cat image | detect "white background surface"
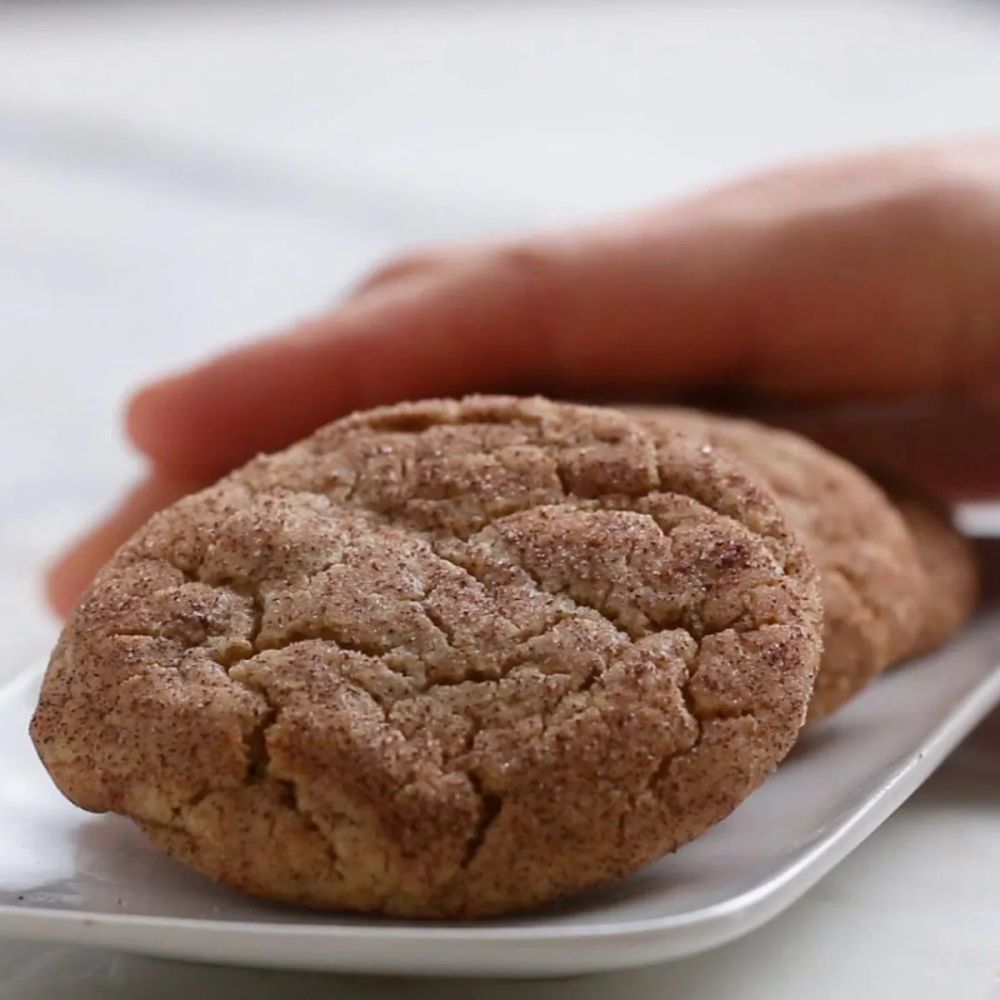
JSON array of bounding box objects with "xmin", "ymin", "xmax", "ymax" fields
[{"xmin": 1, "ymin": 1, "xmax": 999, "ymax": 995}]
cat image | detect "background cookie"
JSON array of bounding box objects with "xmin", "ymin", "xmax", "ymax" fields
[
  {"xmin": 627, "ymin": 407, "xmax": 925, "ymax": 722},
  {"xmin": 32, "ymin": 396, "xmax": 821, "ymax": 918},
  {"xmin": 894, "ymin": 498, "xmax": 978, "ymax": 658}
]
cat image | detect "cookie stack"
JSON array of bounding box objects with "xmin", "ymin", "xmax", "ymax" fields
[{"xmin": 30, "ymin": 396, "xmax": 977, "ymax": 918}]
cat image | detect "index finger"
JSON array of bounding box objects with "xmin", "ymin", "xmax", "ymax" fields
[{"xmin": 126, "ymin": 227, "xmax": 744, "ymax": 477}]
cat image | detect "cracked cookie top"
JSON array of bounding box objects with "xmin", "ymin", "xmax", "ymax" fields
[{"xmin": 31, "ymin": 396, "xmax": 822, "ymax": 917}]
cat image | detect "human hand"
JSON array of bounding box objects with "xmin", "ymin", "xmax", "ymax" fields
[{"xmin": 48, "ymin": 137, "xmax": 1000, "ymax": 615}]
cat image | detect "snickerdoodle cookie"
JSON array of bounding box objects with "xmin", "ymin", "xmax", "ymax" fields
[
  {"xmin": 32, "ymin": 396, "xmax": 821, "ymax": 917},
  {"xmin": 894, "ymin": 498, "xmax": 978, "ymax": 658},
  {"xmin": 627, "ymin": 408, "xmax": 925, "ymax": 722}
]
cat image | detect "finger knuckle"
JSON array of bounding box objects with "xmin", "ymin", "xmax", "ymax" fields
[{"xmin": 357, "ymin": 247, "xmax": 448, "ymax": 295}]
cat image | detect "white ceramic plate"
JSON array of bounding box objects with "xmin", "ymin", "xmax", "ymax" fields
[{"xmin": 2, "ymin": 608, "xmax": 999, "ymax": 978}]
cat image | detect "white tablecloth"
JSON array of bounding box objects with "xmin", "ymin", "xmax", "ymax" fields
[{"xmin": 2, "ymin": 1, "xmax": 999, "ymax": 995}]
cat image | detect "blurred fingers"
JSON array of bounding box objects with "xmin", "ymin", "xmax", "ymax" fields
[{"xmin": 46, "ymin": 468, "xmax": 206, "ymax": 617}]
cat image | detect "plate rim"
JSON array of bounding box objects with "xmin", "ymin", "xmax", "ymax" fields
[{"xmin": 4, "ymin": 655, "xmax": 1000, "ymax": 953}]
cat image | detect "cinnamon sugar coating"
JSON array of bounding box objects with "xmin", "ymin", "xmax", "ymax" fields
[{"xmin": 32, "ymin": 396, "xmax": 821, "ymax": 917}]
